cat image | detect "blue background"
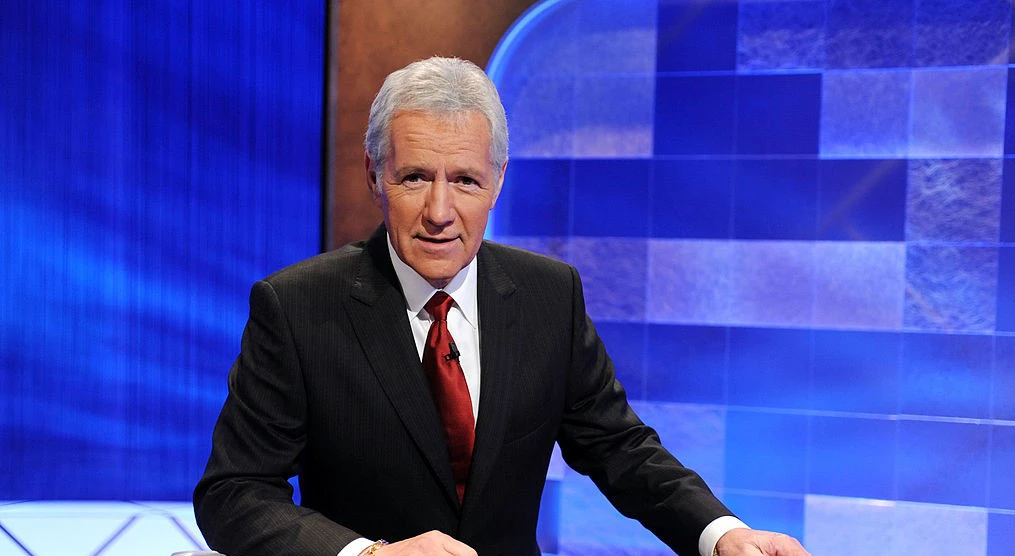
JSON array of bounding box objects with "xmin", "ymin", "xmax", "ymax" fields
[
  {"xmin": 2, "ymin": 0, "xmax": 1014, "ymax": 555},
  {"xmin": 489, "ymin": 0, "xmax": 1014, "ymax": 554}
]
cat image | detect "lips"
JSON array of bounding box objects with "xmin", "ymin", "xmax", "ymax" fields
[{"xmin": 417, "ymin": 235, "xmax": 457, "ymax": 244}]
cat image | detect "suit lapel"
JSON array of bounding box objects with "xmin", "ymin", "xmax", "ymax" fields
[
  {"xmin": 463, "ymin": 244, "xmax": 518, "ymax": 510},
  {"xmin": 345, "ymin": 227, "xmax": 458, "ymax": 506}
]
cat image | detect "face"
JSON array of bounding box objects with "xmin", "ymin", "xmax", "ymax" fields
[{"xmin": 367, "ymin": 110, "xmax": 506, "ymax": 289}]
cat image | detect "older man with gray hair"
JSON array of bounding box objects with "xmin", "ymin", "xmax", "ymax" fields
[{"xmin": 195, "ymin": 56, "xmax": 809, "ymax": 556}]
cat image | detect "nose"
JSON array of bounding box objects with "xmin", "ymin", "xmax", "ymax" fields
[{"xmin": 423, "ymin": 177, "xmax": 455, "ymax": 227}]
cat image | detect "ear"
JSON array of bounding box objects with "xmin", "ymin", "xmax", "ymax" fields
[
  {"xmin": 365, "ymin": 152, "xmax": 383, "ymax": 208},
  {"xmin": 489, "ymin": 158, "xmax": 507, "ymax": 210}
]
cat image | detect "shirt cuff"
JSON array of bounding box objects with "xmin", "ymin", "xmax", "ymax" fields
[
  {"xmin": 698, "ymin": 515, "xmax": 750, "ymax": 556},
  {"xmin": 337, "ymin": 537, "xmax": 377, "ymax": 556}
]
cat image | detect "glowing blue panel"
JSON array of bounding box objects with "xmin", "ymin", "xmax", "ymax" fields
[
  {"xmin": 803, "ymin": 496, "xmax": 897, "ymax": 556},
  {"xmin": 913, "ymin": 0, "xmax": 1011, "ymax": 67},
  {"xmin": 498, "ymin": 76, "xmax": 575, "ymax": 158},
  {"xmin": 568, "ymin": 237, "xmax": 648, "ymax": 322},
  {"xmin": 810, "ymin": 330, "xmax": 901, "ymax": 413},
  {"xmin": 820, "ymin": 70, "xmax": 911, "ymax": 158},
  {"xmin": 728, "ymin": 241, "xmax": 815, "ymax": 327},
  {"xmin": 651, "ymin": 159, "xmax": 734, "ymax": 239},
  {"xmin": 825, "ymin": 0, "xmax": 914, "ymax": 68},
  {"xmin": 574, "ymin": 0, "xmax": 657, "ymax": 74},
  {"xmin": 818, "ymin": 159, "xmax": 908, "ymax": 241},
  {"xmin": 724, "ymin": 493, "xmax": 805, "ymax": 541},
  {"xmin": 725, "ymin": 409, "xmax": 808, "ymax": 494},
  {"xmin": 990, "ymin": 425, "xmax": 1015, "ymax": 511},
  {"xmin": 989, "ymin": 513, "xmax": 1015, "ymax": 556},
  {"xmin": 995, "ymin": 337, "xmax": 1015, "ymax": 419},
  {"xmin": 647, "ymin": 240, "xmax": 733, "ymax": 325},
  {"xmin": 727, "ymin": 328, "xmax": 811, "ymax": 410},
  {"xmin": 656, "ymin": 0, "xmax": 738, "ymax": 72},
  {"xmin": 498, "ymin": 159, "xmax": 571, "ymax": 236},
  {"xmin": 572, "ymin": 159, "xmax": 651, "ymax": 237},
  {"xmin": 900, "ymin": 333, "xmax": 993, "ymax": 419},
  {"xmin": 737, "ymin": 0, "xmax": 824, "ymax": 71},
  {"xmin": 809, "ymin": 416, "xmax": 895, "ymax": 500},
  {"xmin": 1000, "ymin": 159, "xmax": 1015, "ymax": 241},
  {"xmin": 904, "ymin": 246, "xmax": 999, "ymax": 333},
  {"xmin": 910, "ymin": 68, "xmax": 1007, "ymax": 157},
  {"xmin": 596, "ymin": 322, "xmax": 647, "ymax": 401},
  {"xmin": 896, "ymin": 420, "xmax": 989, "ymax": 507},
  {"xmin": 574, "ymin": 75, "xmax": 654, "ymax": 158},
  {"xmin": 812, "ymin": 241, "xmax": 905, "ymax": 329},
  {"xmin": 906, "ymin": 159, "xmax": 1003, "ymax": 242},
  {"xmin": 654, "ymin": 75, "xmax": 736, "ymax": 155},
  {"xmin": 999, "ymin": 248, "xmax": 1015, "ymax": 332},
  {"xmin": 805, "ymin": 496, "xmax": 989, "ymax": 556},
  {"xmin": 733, "ymin": 160, "xmax": 819, "ymax": 240},
  {"xmin": 644, "ymin": 324, "xmax": 727, "ymax": 405},
  {"xmin": 736, "ymin": 74, "xmax": 821, "ymax": 155}
]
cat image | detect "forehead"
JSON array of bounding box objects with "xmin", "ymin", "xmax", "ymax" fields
[{"xmin": 387, "ymin": 110, "xmax": 492, "ymax": 168}]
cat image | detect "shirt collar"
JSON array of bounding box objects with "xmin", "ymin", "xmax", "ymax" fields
[{"xmin": 386, "ymin": 233, "xmax": 479, "ymax": 329}]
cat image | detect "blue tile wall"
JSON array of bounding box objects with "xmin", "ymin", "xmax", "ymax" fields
[
  {"xmin": 913, "ymin": 0, "xmax": 1011, "ymax": 67},
  {"xmin": 910, "ymin": 67, "xmax": 1007, "ymax": 157},
  {"xmin": 904, "ymin": 245, "xmax": 999, "ymax": 333},
  {"xmin": 727, "ymin": 327, "xmax": 812, "ymax": 409},
  {"xmin": 808, "ymin": 416, "xmax": 895, "ymax": 500},
  {"xmin": 810, "ymin": 330, "xmax": 901, "ymax": 414},
  {"xmin": 572, "ymin": 159, "xmax": 651, "ymax": 237},
  {"xmin": 735, "ymin": 74, "xmax": 822, "ymax": 155},
  {"xmin": 995, "ymin": 336, "xmax": 1015, "ymax": 420},
  {"xmin": 644, "ymin": 324, "xmax": 727, "ymax": 405},
  {"xmin": 737, "ymin": 0, "xmax": 824, "ymax": 71},
  {"xmin": 487, "ymin": 0, "xmax": 1015, "ymax": 552},
  {"xmin": 595, "ymin": 321, "xmax": 646, "ymax": 401},
  {"xmin": 906, "ymin": 159, "xmax": 1003, "ymax": 242},
  {"xmin": 1001, "ymin": 159, "xmax": 1015, "ymax": 242},
  {"xmin": 896, "ymin": 420, "xmax": 989, "ymax": 507},
  {"xmin": 825, "ymin": 0, "xmax": 914, "ymax": 68},
  {"xmin": 723, "ymin": 493, "xmax": 805, "ymax": 542},
  {"xmin": 820, "ymin": 69, "xmax": 911, "ymax": 158},
  {"xmin": 900, "ymin": 333, "xmax": 994, "ymax": 419},
  {"xmin": 725, "ymin": 410, "xmax": 808, "ymax": 494},
  {"xmin": 733, "ymin": 160, "xmax": 819, "ymax": 240},
  {"xmin": 656, "ymin": 0, "xmax": 738, "ymax": 72},
  {"xmin": 1000, "ymin": 247, "xmax": 1015, "ymax": 333},
  {"xmin": 817, "ymin": 159, "xmax": 907, "ymax": 241},
  {"xmin": 651, "ymin": 159, "xmax": 734, "ymax": 239},
  {"xmin": 654, "ymin": 75, "xmax": 736, "ymax": 155},
  {"xmin": 499, "ymin": 159, "xmax": 571, "ymax": 236},
  {"xmin": 988, "ymin": 512, "xmax": 1015, "ymax": 556},
  {"xmin": 990, "ymin": 425, "xmax": 1015, "ymax": 511},
  {"xmin": 811, "ymin": 241, "xmax": 905, "ymax": 329}
]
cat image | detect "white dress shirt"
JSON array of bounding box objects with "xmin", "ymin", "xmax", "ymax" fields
[{"xmin": 338, "ymin": 237, "xmax": 746, "ymax": 556}]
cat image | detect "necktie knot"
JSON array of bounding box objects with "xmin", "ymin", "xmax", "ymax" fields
[{"xmin": 425, "ymin": 291, "xmax": 454, "ymax": 322}]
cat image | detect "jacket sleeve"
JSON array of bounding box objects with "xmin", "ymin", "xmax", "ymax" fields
[
  {"xmin": 194, "ymin": 279, "xmax": 360, "ymax": 556},
  {"xmin": 555, "ymin": 265, "xmax": 734, "ymax": 556}
]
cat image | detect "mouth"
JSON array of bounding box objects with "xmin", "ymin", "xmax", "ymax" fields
[{"xmin": 416, "ymin": 235, "xmax": 458, "ymax": 245}]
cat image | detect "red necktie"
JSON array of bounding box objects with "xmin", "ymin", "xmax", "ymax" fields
[{"xmin": 423, "ymin": 291, "xmax": 475, "ymax": 502}]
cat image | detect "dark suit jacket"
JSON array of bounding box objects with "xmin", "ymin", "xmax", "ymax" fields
[{"xmin": 194, "ymin": 226, "xmax": 732, "ymax": 556}]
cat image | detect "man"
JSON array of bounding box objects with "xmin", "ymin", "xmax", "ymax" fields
[{"xmin": 195, "ymin": 57, "xmax": 809, "ymax": 556}]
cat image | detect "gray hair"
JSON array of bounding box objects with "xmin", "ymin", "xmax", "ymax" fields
[{"xmin": 365, "ymin": 57, "xmax": 509, "ymax": 192}]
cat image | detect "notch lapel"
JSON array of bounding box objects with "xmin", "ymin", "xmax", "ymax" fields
[
  {"xmin": 463, "ymin": 244, "xmax": 518, "ymax": 509},
  {"xmin": 345, "ymin": 227, "xmax": 458, "ymax": 506}
]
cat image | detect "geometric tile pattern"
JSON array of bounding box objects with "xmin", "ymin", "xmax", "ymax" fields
[
  {"xmin": 0, "ymin": 501, "xmax": 209, "ymax": 555},
  {"xmin": 488, "ymin": 0, "xmax": 1015, "ymax": 554}
]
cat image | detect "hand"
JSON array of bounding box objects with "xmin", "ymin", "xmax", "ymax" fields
[
  {"xmin": 373, "ymin": 530, "xmax": 477, "ymax": 555},
  {"xmin": 715, "ymin": 528, "xmax": 810, "ymax": 556}
]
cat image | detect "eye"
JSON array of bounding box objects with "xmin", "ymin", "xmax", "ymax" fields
[
  {"xmin": 402, "ymin": 173, "xmax": 426, "ymax": 183},
  {"xmin": 454, "ymin": 175, "xmax": 480, "ymax": 187}
]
